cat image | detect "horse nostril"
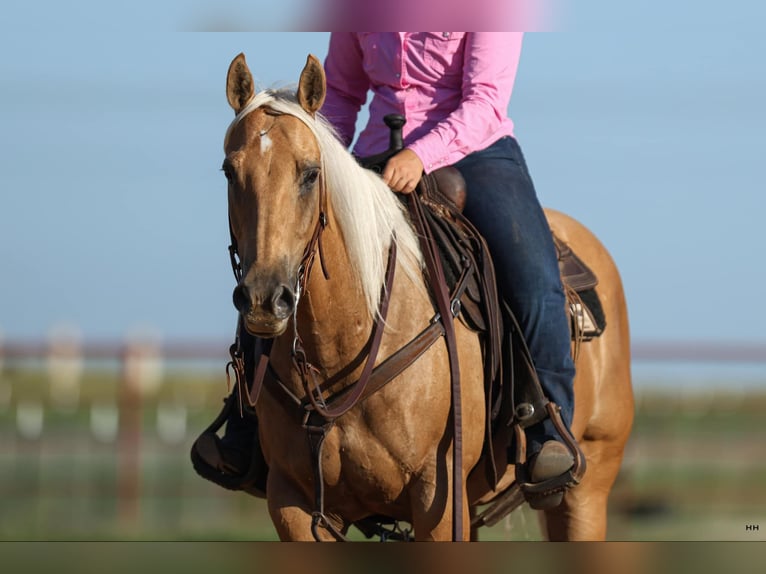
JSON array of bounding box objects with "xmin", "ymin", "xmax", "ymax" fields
[
  {"xmin": 232, "ymin": 284, "xmax": 251, "ymax": 312},
  {"xmin": 271, "ymin": 284, "xmax": 296, "ymax": 319}
]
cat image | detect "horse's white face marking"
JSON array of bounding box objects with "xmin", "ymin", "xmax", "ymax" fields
[{"xmin": 260, "ymin": 131, "xmax": 272, "ymax": 154}]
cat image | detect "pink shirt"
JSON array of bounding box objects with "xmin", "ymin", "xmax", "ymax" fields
[{"xmin": 321, "ymin": 32, "xmax": 522, "ymax": 174}]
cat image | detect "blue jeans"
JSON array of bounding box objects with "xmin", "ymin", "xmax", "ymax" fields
[{"xmin": 454, "ymin": 136, "xmax": 575, "ymax": 454}]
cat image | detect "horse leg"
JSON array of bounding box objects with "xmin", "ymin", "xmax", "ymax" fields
[
  {"xmin": 265, "ymin": 469, "xmax": 342, "ymax": 541},
  {"xmin": 539, "ymin": 438, "xmax": 627, "ymax": 540},
  {"xmin": 409, "ymin": 468, "xmax": 472, "ymax": 541},
  {"xmin": 469, "ymin": 505, "xmax": 480, "ymax": 541}
]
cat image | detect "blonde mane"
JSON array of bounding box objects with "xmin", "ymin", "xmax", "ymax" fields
[{"xmin": 224, "ymin": 89, "xmax": 425, "ymax": 319}]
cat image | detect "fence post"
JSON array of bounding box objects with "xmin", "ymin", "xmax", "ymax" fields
[
  {"xmin": 116, "ymin": 331, "xmax": 163, "ymax": 531},
  {"xmin": 118, "ymin": 340, "xmax": 142, "ymax": 530}
]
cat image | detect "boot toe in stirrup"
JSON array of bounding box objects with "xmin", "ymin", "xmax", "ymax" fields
[
  {"xmin": 525, "ymin": 441, "xmax": 575, "ymax": 510},
  {"xmin": 191, "ymin": 432, "xmax": 266, "ymax": 496}
]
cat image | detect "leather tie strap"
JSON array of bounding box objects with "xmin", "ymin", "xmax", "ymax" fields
[
  {"xmin": 306, "ymin": 419, "xmax": 348, "ymax": 542},
  {"xmin": 407, "ymin": 190, "xmax": 465, "ymax": 542}
]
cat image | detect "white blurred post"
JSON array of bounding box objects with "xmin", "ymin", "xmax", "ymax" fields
[
  {"xmin": 16, "ymin": 401, "xmax": 45, "ymax": 440},
  {"xmin": 122, "ymin": 329, "xmax": 164, "ymax": 396},
  {"xmin": 46, "ymin": 324, "xmax": 83, "ymax": 411}
]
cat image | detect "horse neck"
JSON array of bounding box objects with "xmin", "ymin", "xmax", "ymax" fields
[{"xmin": 275, "ymin": 208, "xmax": 377, "ymax": 384}]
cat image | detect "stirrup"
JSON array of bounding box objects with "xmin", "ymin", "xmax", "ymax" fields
[
  {"xmin": 189, "ymin": 394, "xmax": 267, "ymax": 497},
  {"xmin": 514, "ymin": 402, "xmax": 587, "ymax": 510}
]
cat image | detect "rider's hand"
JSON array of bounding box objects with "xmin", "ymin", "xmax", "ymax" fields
[{"xmin": 382, "ymin": 149, "xmax": 424, "ymax": 194}]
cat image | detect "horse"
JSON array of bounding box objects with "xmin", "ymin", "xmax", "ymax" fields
[{"xmin": 220, "ymin": 52, "xmax": 634, "ymax": 541}]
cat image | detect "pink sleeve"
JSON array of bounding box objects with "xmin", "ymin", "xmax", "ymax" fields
[
  {"xmin": 408, "ymin": 33, "xmax": 523, "ymax": 172},
  {"xmin": 320, "ymin": 33, "xmax": 370, "ymax": 148}
]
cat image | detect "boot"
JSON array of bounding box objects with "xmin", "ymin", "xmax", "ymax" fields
[
  {"xmin": 190, "ymin": 393, "xmax": 269, "ymax": 498},
  {"xmin": 519, "ymin": 403, "xmax": 585, "ymax": 510},
  {"xmin": 526, "ymin": 440, "xmax": 575, "ymax": 509},
  {"xmin": 190, "ymin": 329, "xmax": 270, "ymax": 497}
]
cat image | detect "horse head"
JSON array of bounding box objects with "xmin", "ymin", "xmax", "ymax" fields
[{"xmin": 223, "ymin": 53, "xmax": 327, "ymax": 337}]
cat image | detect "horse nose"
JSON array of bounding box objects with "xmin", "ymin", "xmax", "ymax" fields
[
  {"xmin": 232, "ymin": 282, "xmax": 295, "ymax": 319},
  {"xmin": 270, "ymin": 284, "xmax": 296, "ymax": 319},
  {"xmin": 232, "ymin": 283, "xmax": 251, "ymax": 313}
]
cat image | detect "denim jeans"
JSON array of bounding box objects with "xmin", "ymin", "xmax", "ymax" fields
[{"xmin": 454, "ymin": 136, "xmax": 575, "ymax": 454}]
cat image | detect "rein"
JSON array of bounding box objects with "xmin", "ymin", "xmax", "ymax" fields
[
  {"xmin": 295, "ymin": 239, "xmax": 397, "ymax": 420},
  {"xmin": 406, "ymin": 192, "xmax": 465, "ymax": 542}
]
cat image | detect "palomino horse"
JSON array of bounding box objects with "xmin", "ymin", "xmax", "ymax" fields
[{"xmin": 221, "ymin": 52, "xmax": 634, "ymax": 541}]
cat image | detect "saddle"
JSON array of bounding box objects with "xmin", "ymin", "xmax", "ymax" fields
[{"xmin": 419, "ymin": 167, "xmax": 605, "ymax": 343}]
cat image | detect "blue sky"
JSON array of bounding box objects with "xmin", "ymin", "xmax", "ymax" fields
[{"xmin": 1, "ymin": 2, "xmax": 765, "ymax": 347}]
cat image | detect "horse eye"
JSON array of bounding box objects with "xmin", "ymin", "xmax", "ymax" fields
[
  {"xmin": 221, "ymin": 162, "xmax": 234, "ymax": 182},
  {"xmin": 301, "ymin": 167, "xmax": 320, "ymax": 190}
]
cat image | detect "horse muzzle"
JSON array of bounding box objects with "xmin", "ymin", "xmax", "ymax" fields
[{"xmin": 233, "ymin": 280, "xmax": 296, "ymax": 337}]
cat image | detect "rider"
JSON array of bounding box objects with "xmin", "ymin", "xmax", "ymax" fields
[{"xmin": 192, "ymin": 33, "xmax": 580, "ymax": 509}]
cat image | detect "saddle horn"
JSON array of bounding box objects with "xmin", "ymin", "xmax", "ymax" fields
[{"xmin": 357, "ymin": 114, "xmax": 407, "ymax": 173}]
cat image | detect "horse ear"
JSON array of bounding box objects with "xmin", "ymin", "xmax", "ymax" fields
[
  {"xmin": 226, "ymin": 53, "xmax": 255, "ymax": 114},
  {"xmin": 297, "ymin": 54, "xmax": 326, "ymax": 116}
]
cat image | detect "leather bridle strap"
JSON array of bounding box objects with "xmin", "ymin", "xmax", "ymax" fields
[
  {"xmin": 227, "ymin": 169, "xmax": 330, "ymax": 288},
  {"xmin": 228, "ymin": 217, "xmax": 243, "ymax": 283},
  {"xmin": 298, "ymin": 171, "xmax": 331, "ymax": 289}
]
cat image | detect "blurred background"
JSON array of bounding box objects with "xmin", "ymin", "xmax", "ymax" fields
[
  {"xmin": 2, "ymin": 335, "xmax": 764, "ymax": 541},
  {"xmin": 1, "ymin": 1, "xmax": 765, "ymax": 542}
]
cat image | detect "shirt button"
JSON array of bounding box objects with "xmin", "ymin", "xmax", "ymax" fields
[{"xmin": 395, "ymin": 73, "xmax": 401, "ymax": 78}]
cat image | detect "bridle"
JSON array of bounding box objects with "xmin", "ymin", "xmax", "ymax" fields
[{"xmin": 224, "ymin": 143, "xmax": 331, "ymax": 415}]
